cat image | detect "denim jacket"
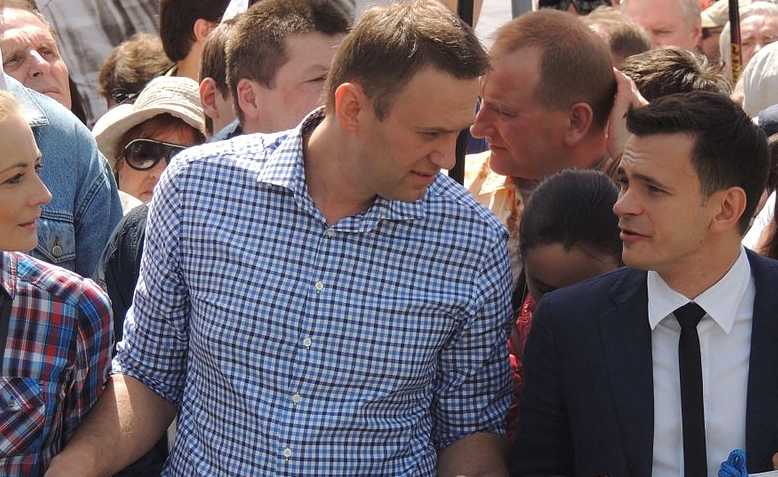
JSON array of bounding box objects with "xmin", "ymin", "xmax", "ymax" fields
[{"xmin": 7, "ymin": 76, "xmax": 122, "ymax": 278}]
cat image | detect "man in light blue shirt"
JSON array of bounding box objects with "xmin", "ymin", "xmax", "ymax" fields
[{"xmin": 47, "ymin": 2, "xmax": 512, "ymax": 476}]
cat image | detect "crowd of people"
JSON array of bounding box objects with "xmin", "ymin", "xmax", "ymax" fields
[{"xmin": 2, "ymin": 0, "xmax": 778, "ymax": 475}]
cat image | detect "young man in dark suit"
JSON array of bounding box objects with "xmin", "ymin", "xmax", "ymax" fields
[{"xmin": 511, "ymin": 91, "xmax": 776, "ymax": 477}]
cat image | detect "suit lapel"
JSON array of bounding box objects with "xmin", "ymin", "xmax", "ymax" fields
[
  {"xmin": 745, "ymin": 251, "xmax": 778, "ymax": 472},
  {"xmin": 599, "ymin": 268, "xmax": 654, "ymax": 477}
]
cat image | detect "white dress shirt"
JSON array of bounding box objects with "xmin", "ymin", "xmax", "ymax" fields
[{"xmin": 648, "ymin": 248, "xmax": 755, "ymax": 477}]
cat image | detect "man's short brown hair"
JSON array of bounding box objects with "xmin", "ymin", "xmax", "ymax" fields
[
  {"xmin": 491, "ymin": 9, "xmax": 616, "ymax": 129},
  {"xmin": 325, "ymin": 0, "xmax": 489, "ymax": 120},
  {"xmin": 583, "ymin": 6, "xmax": 651, "ymax": 66},
  {"xmin": 620, "ymin": 47, "xmax": 731, "ymax": 101},
  {"xmin": 98, "ymin": 33, "xmax": 173, "ymax": 106},
  {"xmin": 200, "ymin": 20, "xmax": 234, "ymax": 97},
  {"xmin": 226, "ymin": 0, "xmax": 351, "ymax": 112}
]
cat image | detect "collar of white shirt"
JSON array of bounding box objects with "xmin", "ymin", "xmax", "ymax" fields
[{"xmin": 647, "ymin": 247, "xmax": 751, "ymax": 334}]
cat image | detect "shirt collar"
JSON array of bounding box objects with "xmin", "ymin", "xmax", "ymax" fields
[
  {"xmin": 647, "ymin": 247, "xmax": 751, "ymax": 333},
  {"xmin": 0, "ymin": 252, "xmax": 17, "ymax": 301},
  {"xmin": 257, "ymin": 107, "xmax": 426, "ymax": 223}
]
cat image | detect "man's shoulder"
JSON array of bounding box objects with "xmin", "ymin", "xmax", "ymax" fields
[
  {"xmin": 173, "ymin": 131, "xmax": 289, "ymax": 173},
  {"xmin": 541, "ymin": 267, "xmax": 642, "ymax": 313},
  {"xmin": 426, "ymin": 173, "xmax": 508, "ymax": 241}
]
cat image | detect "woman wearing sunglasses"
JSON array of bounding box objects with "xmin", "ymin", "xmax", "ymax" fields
[{"xmin": 93, "ymin": 76, "xmax": 205, "ymax": 208}]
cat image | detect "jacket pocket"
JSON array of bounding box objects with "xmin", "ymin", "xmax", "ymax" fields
[
  {"xmin": 34, "ymin": 212, "xmax": 76, "ymax": 268},
  {"xmin": 0, "ymin": 377, "xmax": 45, "ymax": 456}
]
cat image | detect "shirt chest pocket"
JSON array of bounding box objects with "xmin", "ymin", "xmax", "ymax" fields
[
  {"xmin": 0, "ymin": 377, "xmax": 46, "ymax": 457},
  {"xmin": 33, "ymin": 213, "xmax": 76, "ymax": 269}
]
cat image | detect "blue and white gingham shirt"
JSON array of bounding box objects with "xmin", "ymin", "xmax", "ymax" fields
[{"xmin": 114, "ymin": 110, "xmax": 513, "ymax": 476}]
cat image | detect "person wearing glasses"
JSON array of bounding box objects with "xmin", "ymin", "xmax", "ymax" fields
[
  {"xmin": 92, "ymin": 75, "xmax": 205, "ymax": 210},
  {"xmin": 90, "ymin": 75, "xmax": 204, "ymax": 476}
]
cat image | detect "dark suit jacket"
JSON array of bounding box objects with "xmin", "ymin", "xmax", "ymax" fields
[{"xmin": 510, "ymin": 249, "xmax": 778, "ymax": 477}]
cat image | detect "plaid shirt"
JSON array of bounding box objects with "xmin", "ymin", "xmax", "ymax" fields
[
  {"xmin": 0, "ymin": 252, "xmax": 113, "ymax": 476},
  {"xmin": 114, "ymin": 110, "xmax": 513, "ymax": 476}
]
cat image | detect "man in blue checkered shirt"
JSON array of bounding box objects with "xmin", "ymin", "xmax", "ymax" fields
[{"xmin": 47, "ymin": 1, "xmax": 513, "ymax": 476}]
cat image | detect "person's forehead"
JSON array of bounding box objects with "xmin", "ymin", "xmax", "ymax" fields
[
  {"xmin": 626, "ymin": 0, "xmax": 686, "ymax": 26},
  {"xmin": 742, "ymin": 13, "xmax": 778, "ymax": 32},
  {"xmin": 622, "ymin": 133, "xmax": 696, "ymax": 175},
  {"xmin": 0, "ymin": 11, "xmax": 55, "ymax": 46},
  {"xmin": 483, "ymin": 48, "xmax": 541, "ymax": 101},
  {"xmin": 276, "ymin": 32, "xmax": 342, "ymax": 77},
  {"xmin": 389, "ymin": 67, "xmax": 479, "ymax": 127}
]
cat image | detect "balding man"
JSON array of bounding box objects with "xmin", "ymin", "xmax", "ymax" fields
[{"xmin": 621, "ymin": 0, "xmax": 702, "ymax": 49}]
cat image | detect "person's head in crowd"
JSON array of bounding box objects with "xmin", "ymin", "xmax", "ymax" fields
[
  {"xmin": 720, "ymin": 1, "xmax": 778, "ymax": 80},
  {"xmin": 470, "ymin": 9, "xmax": 616, "ymax": 190},
  {"xmin": 0, "ymin": 0, "xmax": 71, "ymax": 109},
  {"xmin": 537, "ymin": 0, "xmax": 613, "ymax": 15},
  {"xmin": 615, "ymin": 91, "xmax": 768, "ymax": 278},
  {"xmin": 699, "ymin": 0, "xmax": 751, "ymax": 64},
  {"xmin": 93, "ymin": 76, "xmax": 206, "ymax": 203},
  {"xmin": 159, "ymin": 0, "xmax": 230, "ymax": 81},
  {"xmin": 620, "ymin": 47, "xmax": 731, "ymax": 101},
  {"xmin": 583, "ymin": 6, "xmax": 652, "ymax": 67},
  {"xmin": 98, "ymin": 33, "xmax": 173, "ymax": 111},
  {"xmin": 322, "ymin": 0, "xmax": 488, "ymax": 203},
  {"xmin": 227, "ymin": 0, "xmax": 350, "ymax": 134},
  {"xmin": 520, "ymin": 169, "xmax": 622, "ymax": 302},
  {"xmin": 741, "ymin": 32, "xmax": 778, "ymax": 115},
  {"xmin": 199, "ymin": 20, "xmax": 235, "ymax": 137},
  {"xmin": 0, "ymin": 90, "xmax": 51, "ymax": 252},
  {"xmin": 621, "ymin": 0, "xmax": 702, "ymax": 49},
  {"xmin": 756, "ymin": 133, "xmax": 778, "ymax": 258}
]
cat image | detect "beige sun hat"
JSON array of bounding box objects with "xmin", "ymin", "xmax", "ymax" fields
[
  {"xmin": 93, "ymin": 75, "xmax": 204, "ymax": 168},
  {"xmin": 702, "ymin": 0, "xmax": 752, "ymax": 29}
]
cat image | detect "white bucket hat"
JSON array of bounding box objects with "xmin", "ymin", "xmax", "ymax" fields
[{"xmin": 93, "ymin": 75, "xmax": 204, "ymax": 167}]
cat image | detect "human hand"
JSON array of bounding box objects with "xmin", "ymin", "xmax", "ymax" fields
[{"xmin": 606, "ymin": 68, "xmax": 648, "ymax": 163}]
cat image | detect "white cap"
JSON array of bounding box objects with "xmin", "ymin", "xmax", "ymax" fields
[{"xmin": 222, "ymin": 0, "xmax": 248, "ymax": 22}]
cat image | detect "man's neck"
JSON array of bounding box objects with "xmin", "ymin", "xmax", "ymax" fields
[
  {"xmin": 656, "ymin": 240, "xmax": 742, "ymax": 299},
  {"xmin": 304, "ymin": 118, "xmax": 374, "ymax": 225},
  {"xmin": 175, "ymin": 55, "xmax": 201, "ymax": 82}
]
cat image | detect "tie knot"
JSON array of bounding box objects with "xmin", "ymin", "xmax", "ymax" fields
[{"xmin": 674, "ymin": 302, "xmax": 706, "ymax": 329}]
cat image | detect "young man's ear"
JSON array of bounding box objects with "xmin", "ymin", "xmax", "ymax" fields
[
  {"xmin": 193, "ymin": 18, "xmax": 217, "ymax": 43},
  {"xmin": 333, "ymin": 82, "xmax": 368, "ymax": 134},
  {"xmin": 199, "ymin": 78, "xmax": 221, "ymax": 120},
  {"xmin": 236, "ymin": 78, "xmax": 263, "ymax": 123}
]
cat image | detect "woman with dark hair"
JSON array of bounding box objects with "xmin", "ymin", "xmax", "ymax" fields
[{"xmin": 508, "ymin": 169, "xmax": 623, "ymax": 436}]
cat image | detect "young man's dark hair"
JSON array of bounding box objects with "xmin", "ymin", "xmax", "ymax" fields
[
  {"xmin": 98, "ymin": 33, "xmax": 173, "ymax": 109},
  {"xmin": 159, "ymin": 0, "xmax": 230, "ymax": 62},
  {"xmin": 627, "ymin": 91, "xmax": 769, "ymax": 233},
  {"xmin": 326, "ymin": 0, "xmax": 489, "ymax": 120},
  {"xmin": 621, "ymin": 47, "xmax": 731, "ymax": 101},
  {"xmin": 226, "ymin": 0, "xmax": 351, "ymax": 120}
]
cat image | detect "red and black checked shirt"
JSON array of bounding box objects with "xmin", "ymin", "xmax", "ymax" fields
[{"xmin": 0, "ymin": 252, "xmax": 112, "ymax": 476}]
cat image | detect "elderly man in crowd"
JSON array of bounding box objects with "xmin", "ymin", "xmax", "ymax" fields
[
  {"xmin": 467, "ymin": 9, "xmax": 616, "ymax": 287},
  {"xmin": 45, "ymin": 1, "xmax": 512, "ymax": 476},
  {"xmin": 719, "ymin": 2, "xmax": 778, "ymax": 81},
  {"xmin": 621, "ymin": 0, "xmax": 702, "ymax": 49}
]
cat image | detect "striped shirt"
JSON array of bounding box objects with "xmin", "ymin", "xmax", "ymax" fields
[
  {"xmin": 114, "ymin": 110, "xmax": 513, "ymax": 476},
  {"xmin": 0, "ymin": 252, "xmax": 113, "ymax": 476}
]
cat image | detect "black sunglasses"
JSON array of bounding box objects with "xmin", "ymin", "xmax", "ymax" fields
[
  {"xmin": 122, "ymin": 138, "xmax": 187, "ymax": 171},
  {"xmin": 110, "ymin": 89, "xmax": 140, "ymax": 106}
]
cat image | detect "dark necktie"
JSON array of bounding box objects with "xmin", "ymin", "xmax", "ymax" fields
[{"xmin": 674, "ymin": 302, "xmax": 708, "ymax": 477}]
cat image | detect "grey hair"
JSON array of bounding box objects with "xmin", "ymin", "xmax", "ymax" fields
[
  {"xmin": 621, "ymin": 0, "xmax": 701, "ymax": 28},
  {"xmin": 719, "ymin": 1, "xmax": 778, "ymax": 81}
]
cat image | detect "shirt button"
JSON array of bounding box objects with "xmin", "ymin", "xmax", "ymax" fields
[
  {"xmin": 292, "ymin": 393, "xmax": 302, "ymax": 405},
  {"xmin": 325, "ymin": 227, "xmax": 335, "ymax": 238},
  {"xmin": 302, "ymin": 337, "xmax": 312, "ymax": 348},
  {"xmin": 314, "ymin": 281, "xmax": 324, "ymax": 292},
  {"xmin": 282, "ymin": 447, "xmax": 292, "ymax": 459}
]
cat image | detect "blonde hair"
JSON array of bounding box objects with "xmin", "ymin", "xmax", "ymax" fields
[{"xmin": 0, "ymin": 91, "xmax": 21, "ymax": 123}]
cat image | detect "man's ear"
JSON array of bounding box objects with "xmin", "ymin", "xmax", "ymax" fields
[
  {"xmin": 193, "ymin": 19, "xmax": 217, "ymax": 43},
  {"xmin": 333, "ymin": 82, "xmax": 367, "ymax": 134},
  {"xmin": 564, "ymin": 102, "xmax": 594, "ymax": 146},
  {"xmin": 199, "ymin": 77, "xmax": 220, "ymax": 120},
  {"xmin": 236, "ymin": 78, "xmax": 262, "ymax": 122},
  {"xmin": 710, "ymin": 186, "xmax": 748, "ymax": 234}
]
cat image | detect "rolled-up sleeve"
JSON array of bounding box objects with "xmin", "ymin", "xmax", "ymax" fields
[
  {"xmin": 431, "ymin": 231, "xmax": 513, "ymax": 449},
  {"xmin": 112, "ymin": 160, "xmax": 191, "ymax": 405}
]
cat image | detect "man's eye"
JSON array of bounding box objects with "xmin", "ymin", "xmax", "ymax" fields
[{"xmin": 39, "ymin": 47, "xmax": 58, "ymax": 59}]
